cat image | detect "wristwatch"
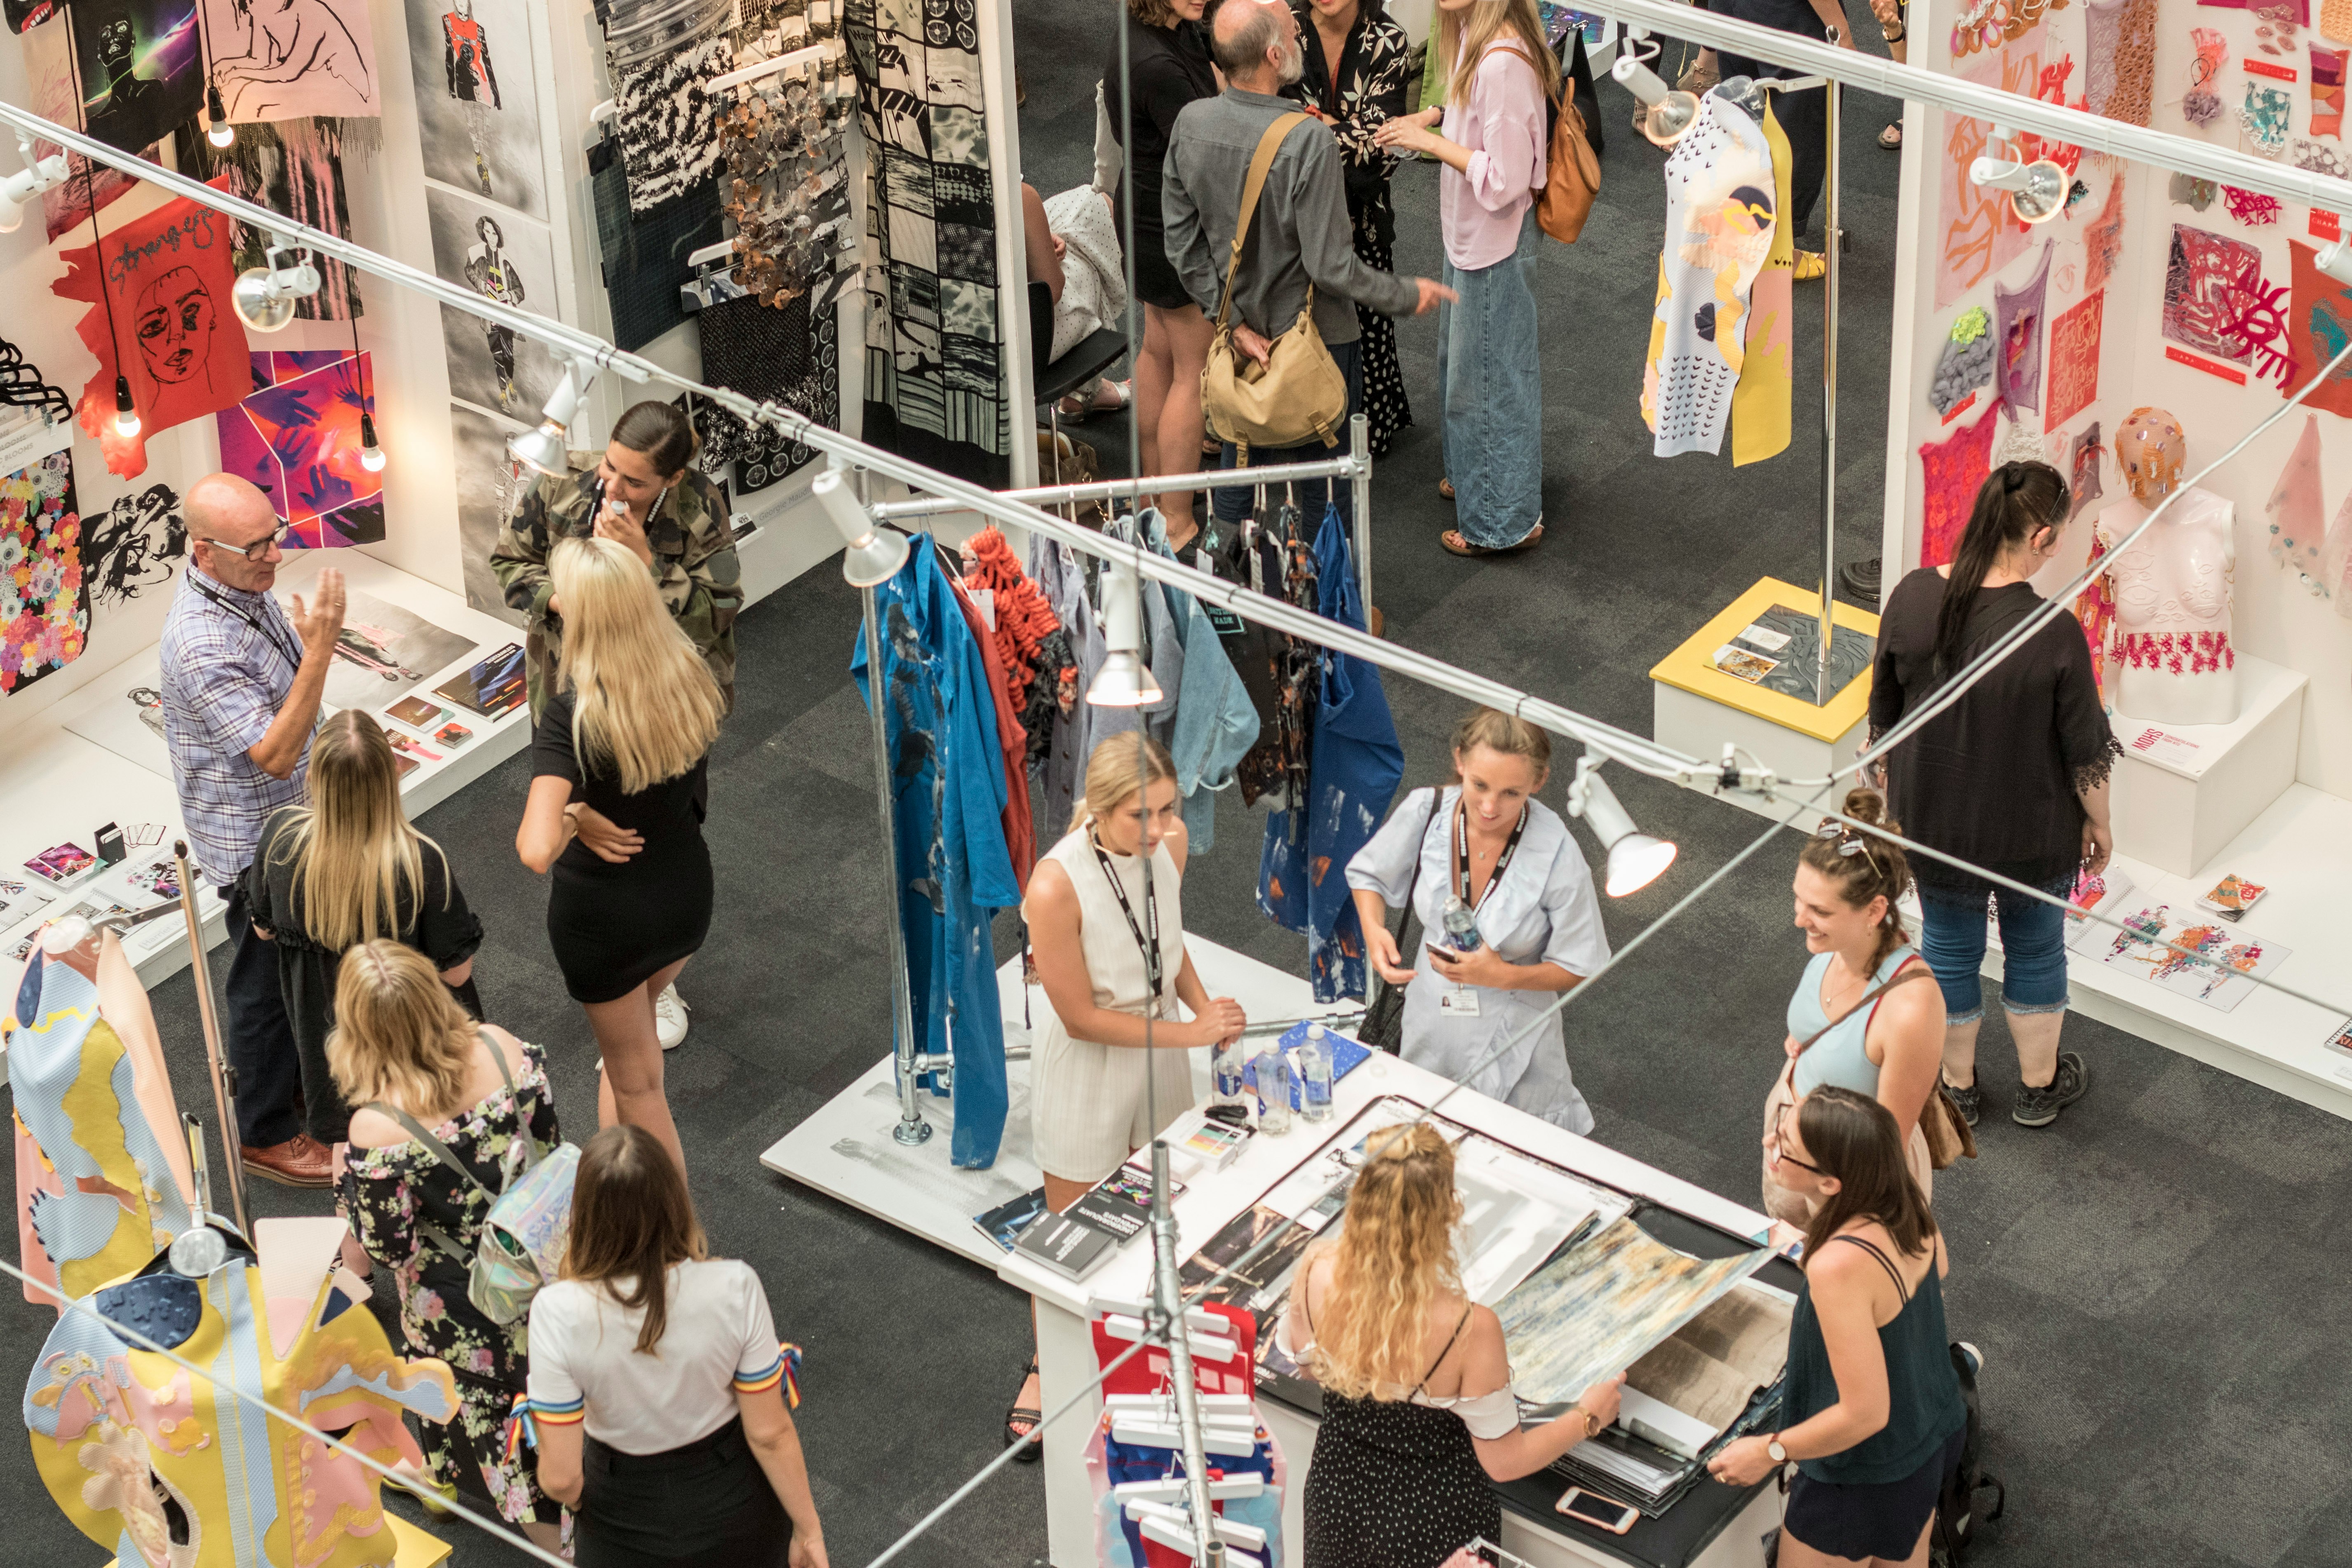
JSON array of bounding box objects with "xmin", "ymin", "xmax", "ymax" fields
[
  {"xmin": 1573, "ymin": 1405, "xmax": 1602, "ymax": 1440},
  {"xmin": 1765, "ymin": 1433, "xmax": 1789, "ymax": 1464}
]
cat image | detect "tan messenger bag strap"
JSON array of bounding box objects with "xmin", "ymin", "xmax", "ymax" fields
[{"xmin": 1212, "ymin": 111, "xmax": 1315, "ymax": 334}]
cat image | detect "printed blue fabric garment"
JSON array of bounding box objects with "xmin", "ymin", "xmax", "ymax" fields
[
  {"xmin": 1259, "ymin": 504, "xmax": 1404, "ymax": 1001},
  {"xmin": 1133, "ymin": 510, "xmax": 1260, "ymax": 854},
  {"xmin": 851, "ymin": 544, "xmax": 1021, "ymax": 1167},
  {"xmin": 1031, "ymin": 535, "xmax": 1103, "ymax": 837}
]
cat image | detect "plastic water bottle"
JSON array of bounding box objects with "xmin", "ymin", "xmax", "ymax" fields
[
  {"xmin": 1439, "ymin": 894, "xmax": 1484, "ymax": 952},
  {"xmin": 1299, "ymin": 1025, "xmax": 1335, "ymax": 1124},
  {"xmin": 1254, "ymin": 1042, "xmax": 1294, "ymax": 1135},
  {"xmin": 1211, "ymin": 1037, "xmax": 1249, "ymax": 1110}
]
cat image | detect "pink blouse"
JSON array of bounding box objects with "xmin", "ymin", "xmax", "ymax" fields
[{"xmin": 1438, "ymin": 35, "xmax": 1550, "ymax": 270}]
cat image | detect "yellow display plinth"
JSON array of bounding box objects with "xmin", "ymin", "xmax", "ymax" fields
[
  {"xmin": 1650, "ymin": 577, "xmax": 1880, "ymax": 820},
  {"xmin": 107, "ymin": 1515, "xmax": 449, "ymax": 1568}
]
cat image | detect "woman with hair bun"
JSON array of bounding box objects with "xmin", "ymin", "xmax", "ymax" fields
[
  {"xmin": 1763, "ymin": 789, "xmax": 1945, "ymax": 1225},
  {"xmin": 1277, "ymin": 1122, "xmax": 1624, "ymax": 1568},
  {"xmin": 492, "ymin": 399, "xmax": 741, "ymax": 1051},
  {"xmin": 516, "ymin": 536, "xmax": 726, "ymax": 1178},
  {"xmin": 1870, "ymin": 461, "xmax": 2118, "ymax": 1131}
]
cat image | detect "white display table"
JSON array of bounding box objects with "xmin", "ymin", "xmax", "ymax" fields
[
  {"xmin": 2105, "ymin": 653, "xmax": 2306, "ymax": 876},
  {"xmin": 764, "ymin": 939, "xmax": 1786, "ymax": 1568}
]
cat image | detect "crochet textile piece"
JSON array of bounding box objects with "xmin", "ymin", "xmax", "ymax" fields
[
  {"xmin": 2068, "ymin": 421, "xmax": 2104, "ymax": 521},
  {"xmin": 2084, "ymin": 0, "xmax": 2157, "ymax": 124},
  {"xmin": 2240, "ymin": 81, "xmax": 2292, "ymax": 155},
  {"xmin": 2118, "ymin": 630, "xmax": 2235, "ymax": 675},
  {"xmin": 2293, "ymin": 138, "xmax": 2351, "ymax": 177},
  {"xmin": 2185, "ymin": 27, "xmax": 2229, "ymax": 125},
  {"xmin": 2264, "ymin": 413, "xmax": 2329, "ymax": 592},
  {"xmin": 2314, "ymin": 45, "xmax": 2348, "ymax": 133},
  {"xmin": 1995, "ymin": 244, "xmax": 2051, "ymax": 414},
  {"xmin": 962, "ymin": 524, "xmax": 1064, "ymax": 720},
  {"xmin": 1919, "ymin": 397, "xmax": 2003, "ymax": 567}
]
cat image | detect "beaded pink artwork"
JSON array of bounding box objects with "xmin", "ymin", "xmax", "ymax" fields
[{"xmin": 2118, "ymin": 630, "xmax": 2235, "ymax": 674}]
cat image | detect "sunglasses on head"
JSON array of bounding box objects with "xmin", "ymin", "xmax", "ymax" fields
[{"xmin": 1814, "ymin": 818, "xmax": 1882, "ymax": 865}]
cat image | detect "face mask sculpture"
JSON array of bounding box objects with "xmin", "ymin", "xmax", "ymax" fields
[{"xmin": 11, "ymin": 924, "xmax": 461, "ymax": 1568}]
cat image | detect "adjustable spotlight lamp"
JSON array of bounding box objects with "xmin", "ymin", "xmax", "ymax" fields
[
  {"xmin": 1612, "ymin": 30, "xmax": 1701, "ymax": 149},
  {"xmin": 232, "ymin": 238, "xmax": 322, "ymax": 333},
  {"xmin": 1566, "ymin": 751, "xmax": 1679, "ymax": 898},
  {"xmin": 2317, "ymin": 234, "xmax": 2352, "ymax": 286},
  {"xmin": 813, "ymin": 465, "xmax": 909, "ymax": 587},
  {"xmin": 1968, "ymin": 127, "xmax": 2067, "ymax": 225},
  {"xmin": 1088, "ymin": 557, "xmax": 1163, "ymax": 708},
  {"xmin": 508, "ymin": 355, "xmax": 600, "ymax": 477},
  {"xmin": 0, "ymin": 132, "xmax": 70, "ymax": 234}
]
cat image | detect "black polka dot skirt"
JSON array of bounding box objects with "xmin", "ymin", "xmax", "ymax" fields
[{"xmin": 1302, "ymin": 1391, "xmax": 1502, "ymax": 1568}]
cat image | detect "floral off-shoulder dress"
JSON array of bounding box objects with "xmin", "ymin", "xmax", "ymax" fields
[{"xmin": 338, "ymin": 1035, "xmax": 562, "ymax": 1527}]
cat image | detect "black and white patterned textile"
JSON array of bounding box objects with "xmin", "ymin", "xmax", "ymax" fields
[
  {"xmin": 611, "ymin": 35, "xmax": 732, "ymax": 216},
  {"xmin": 694, "ymin": 290, "xmax": 838, "ymax": 493},
  {"xmin": 844, "ymin": 0, "xmax": 1010, "ymax": 486}
]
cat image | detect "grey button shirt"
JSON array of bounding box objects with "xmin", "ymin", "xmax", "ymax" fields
[{"xmin": 1162, "ymin": 87, "xmax": 1422, "ymax": 346}]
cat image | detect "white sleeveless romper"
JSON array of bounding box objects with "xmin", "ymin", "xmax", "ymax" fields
[{"xmin": 1029, "ymin": 826, "xmax": 1201, "ymax": 1185}]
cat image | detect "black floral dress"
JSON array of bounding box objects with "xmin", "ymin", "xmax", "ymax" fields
[
  {"xmin": 1288, "ymin": 2, "xmax": 1415, "ymax": 456},
  {"xmin": 338, "ymin": 1037, "xmax": 562, "ymax": 1528}
]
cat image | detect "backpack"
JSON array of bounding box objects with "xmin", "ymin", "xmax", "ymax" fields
[
  {"xmin": 1535, "ymin": 87, "xmax": 1603, "ymax": 244},
  {"xmin": 1931, "ymin": 1342, "xmax": 2007, "ymax": 1564},
  {"xmin": 369, "ymin": 1035, "xmax": 580, "ymax": 1328}
]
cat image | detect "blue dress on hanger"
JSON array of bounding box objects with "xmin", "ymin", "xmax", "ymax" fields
[
  {"xmin": 851, "ymin": 543, "xmax": 1021, "ymax": 1167},
  {"xmin": 1260, "ymin": 503, "xmax": 1403, "ymax": 1002}
]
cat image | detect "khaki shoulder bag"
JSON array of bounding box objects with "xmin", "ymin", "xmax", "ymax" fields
[
  {"xmin": 1200, "ymin": 111, "xmax": 1350, "ymax": 458},
  {"xmin": 1789, "ymin": 960, "xmax": 1978, "ymax": 1171}
]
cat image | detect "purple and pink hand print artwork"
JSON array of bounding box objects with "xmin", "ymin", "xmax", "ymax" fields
[{"xmin": 214, "ymin": 349, "xmax": 385, "ymax": 548}]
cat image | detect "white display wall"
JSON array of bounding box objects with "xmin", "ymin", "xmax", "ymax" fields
[{"xmin": 1882, "ymin": 0, "xmax": 2352, "ymax": 800}]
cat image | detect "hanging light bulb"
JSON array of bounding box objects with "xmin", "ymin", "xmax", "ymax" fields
[
  {"xmin": 0, "ymin": 134, "xmax": 69, "ymax": 235},
  {"xmin": 206, "ymin": 83, "xmax": 235, "ymax": 148},
  {"xmin": 112, "ymin": 374, "xmax": 140, "ymax": 439},
  {"xmin": 1566, "ymin": 752, "xmax": 1678, "ymax": 897},
  {"xmin": 508, "ymin": 357, "xmax": 598, "ymax": 476},
  {"xmin": 1088, "ymin": 558, "xmax": 1163, "ymax": 708},
  {"xmin": 1612, "ymin": 53, "xmax": 1700, "ymax": 149},
  {"xmin": 1968, "ymin": 129, "xmax": 2068, "ymax": 226},
  {"xmin": 358, "ymin": 410, "xmax": 386, "ymax": 473},
  {"xmin": 813, "ymin": 466, "xmax": 909, "ymax": 587},
  {"xmin": 232, "ymin": 240, "xmax": 322, "ymax": 333}
]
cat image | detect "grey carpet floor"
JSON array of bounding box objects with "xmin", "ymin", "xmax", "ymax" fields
[{"xmin": 8, "ymin": 10, "xmax": 2351, "ymax": 1568}]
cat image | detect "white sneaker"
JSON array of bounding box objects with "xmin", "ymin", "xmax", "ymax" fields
[{"xmin": 655, "ymin": 983, "xmax": 690, "ymax": 1050}]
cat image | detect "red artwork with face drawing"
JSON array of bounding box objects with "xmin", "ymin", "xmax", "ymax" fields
[{"xmin": 51, "ymin": 180, "xmax": 252, "ymax": 478}]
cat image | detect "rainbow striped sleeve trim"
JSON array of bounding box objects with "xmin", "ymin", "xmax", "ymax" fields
[
  {"xmin": 531, "ymin": 1395, "xmax": 586, "ymax": 1426},
  {"xmin": 733, "ymin": 1342, "xmax": 804, "ymax": 1408}
]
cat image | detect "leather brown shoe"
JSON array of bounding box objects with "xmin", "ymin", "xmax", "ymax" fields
[{"xmin": 242, "ymin": 1133, "xmax": 334, "ymax": 1187}]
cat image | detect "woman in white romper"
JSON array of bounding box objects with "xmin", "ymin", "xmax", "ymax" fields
[
  {"xmin": 1347, "ymin": 708, "xmax": 1610, "ymax": 1133},
  {"xmin": 1026, "ymin": 733, "xmax": 1247, "ymax": 1211}
]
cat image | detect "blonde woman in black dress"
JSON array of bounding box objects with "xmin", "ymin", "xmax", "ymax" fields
[
  {"xmin": 1276, "ymin": 1123, "xmax": 1625, "ymax": 1567},
  {"xmin": 516, "ymin": 536, "xmax": 725, "ymax": 1178}
]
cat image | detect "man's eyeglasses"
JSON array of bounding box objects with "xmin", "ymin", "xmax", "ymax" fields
[
  {"xmin": 1769, "ymin": 1106, "xmax": 1824, "ymax": 1175},
  {"xmin": 200, "ymin": 522, "xmax": 291, "ymax": 562}
]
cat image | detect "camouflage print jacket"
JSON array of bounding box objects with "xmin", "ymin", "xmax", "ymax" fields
[{"xmin": 489, "ymin": 452, "xmax": 742, "ymax": 722}]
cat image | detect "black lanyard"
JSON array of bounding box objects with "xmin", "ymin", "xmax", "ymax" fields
[
  {"xmin": 190, "ymin": 576, "xmax": 303, "ymax": 673},
  {"xmin": 1089, "ymin": 833, "xmax": 1163, "ymax": 997},
  {"xmin": 1453, "ymin": 801, "xmax": 1529, "ymax": 910}
]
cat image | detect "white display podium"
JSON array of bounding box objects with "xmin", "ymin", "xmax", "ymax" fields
[
  {"xmin": 765, "ymin": 940, "xmax": 1787, "ymax": 1568},
  {"xmin": 2105, "ymin": 654, "xmax": 2306, "ymax": 876}
]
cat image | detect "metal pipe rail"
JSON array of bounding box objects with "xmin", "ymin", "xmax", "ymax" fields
[
  {"xmin": 1591, "ymin": 0, "xmax": 2352, "ymax": 221},
  {"xmin": 870, "ymin": 454, "xmax": 1363, "ymax": 520}
]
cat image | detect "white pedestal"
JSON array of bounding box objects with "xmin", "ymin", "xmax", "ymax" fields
[
  {"xmin": 1654, "ymin": 681, "xmax": 1868, "ymax": 822},
  {"xmin": 2106, "ymin": 654, "xmax": 2306, "ymax": 876}
]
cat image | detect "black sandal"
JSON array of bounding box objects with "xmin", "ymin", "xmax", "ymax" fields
[{"xmin": 1004, "ymin": 1356, "xmax": 1043, "ymax": 1462}]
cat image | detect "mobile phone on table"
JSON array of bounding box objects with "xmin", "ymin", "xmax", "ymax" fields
[{"xmin": 1555, "ymin": 1487, "xmax": 1638, "ymax": 1535}]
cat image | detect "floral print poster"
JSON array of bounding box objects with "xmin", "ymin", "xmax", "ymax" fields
[{"xmin": 0, "ymin": 437, "xmax": 87, "ymax": 697}]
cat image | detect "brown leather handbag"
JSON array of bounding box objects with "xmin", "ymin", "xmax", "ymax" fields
[{"xmin": 1200, "ymin": 112, "xmax": 1350, "ymax": 457}]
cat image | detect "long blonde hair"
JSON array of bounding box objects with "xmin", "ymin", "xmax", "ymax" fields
[
  {"xmin": 1069, "ymin": 733, "xmax": 1176, "ymax": 835},
  {"xmin": 550, "ymin": 536, "xmax": 726, "ymax": 794},
  {"xmin": 1442, "ymin": 0, "xmax": 1561, "ymax": 107},
  {"xmin": 327, "ymin": 940, "xmax": 480, "ymax": 1124},
  {"xmin": 1306, "ymin": 1123, "xmax": 1464, "ymax": 1400},
  {"xmin": 269, "ymin": 711, "xmax": 444, "ymax": 952}
]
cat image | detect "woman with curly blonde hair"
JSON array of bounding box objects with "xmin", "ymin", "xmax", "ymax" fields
[{"xmin": 1276, "ymin": 1123, "xmax": 1625, "ymax": 1568}]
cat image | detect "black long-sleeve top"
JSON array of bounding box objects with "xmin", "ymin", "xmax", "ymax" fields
[
  {"xmin": 1868, "ymin": 569, "xmax": 2122, "ymax": 896},
  {"xmin": 1107, "ymin": 14, "xmax": 1217, "ymax": 253}
]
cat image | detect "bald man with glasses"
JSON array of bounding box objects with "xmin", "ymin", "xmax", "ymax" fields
[{"xmin": 159, "ymin": 473, "xmax": 347, "ymax": 1187}]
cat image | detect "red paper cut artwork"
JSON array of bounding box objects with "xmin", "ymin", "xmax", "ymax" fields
[
  {"xmin": 2281, "ymin": 237, "xmax": 2352, "ymax": 416},
  {"xmin": 50, "ymin": 183, "xmax": 252, "ymax": 480},
  {"xmin": 2046, "ymin": 292, "xmax": 2104, "ymax": 430},
  {"xmin": 1920, "ymin": 398, "xmax": 2005, "ymax": 568},
  {"xmin": 214, "ymin": 351, "xmax": 385, "ymax": 548},
  {"xmin": 2224, "ymin": 185, "xmax": 2284, "ymax": 223}
]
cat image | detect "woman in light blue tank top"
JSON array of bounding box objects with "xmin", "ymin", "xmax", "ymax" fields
[{"xmin": 1762, "ymin": 792, "xmax": 1948, "ymax": 1226}]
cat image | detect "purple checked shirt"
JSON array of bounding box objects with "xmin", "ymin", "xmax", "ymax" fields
[{"xmin": 159, "ymin": 564, "xmax": 311, "ymax": 887}]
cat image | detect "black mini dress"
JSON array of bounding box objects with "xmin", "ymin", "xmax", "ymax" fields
[{"xmin": 534, "ymin": 690, "xmax": 713, "ymax": 1004}]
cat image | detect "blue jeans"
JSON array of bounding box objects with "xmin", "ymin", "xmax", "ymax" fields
[
  {"xmin": 1210, "ymin": 337, "xmax": 1363, "ymax": 527},
  {"xmin": 1438, "ymin": 207, "xmax": 1544, "ymax": 548},
  {"xmin": 1917, "ymin": 874, "xmax": 2076, "ymax": 1026}
]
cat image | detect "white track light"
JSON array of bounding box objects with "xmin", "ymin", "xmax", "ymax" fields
[
  {"xmin": 1088, "ymin": 559, "xmax": 1162, "ymax": 708},
  {"xmin": 1613, "ymin": 54, "xmax": 1700, "ymax": 148},
  {"xmin": 508, "ymin": 358, "xmax": 597, "ymax": 476},
  {"xmin": 2317, "ymin": 236, "xmax": 2352, "ymax": 286},
  {"xmin": 1567, "ymin": 753, "xmax": 1678, "ymax": 897},
  {"xmin": 0, "ymin": 134, "xmax": 69, "ymax": 234},
  {"xmin": 1968, "ymin": 129, "xmax": 2067, "ymax": 225},
  {"xmin": 231, "ymin": 240, "xmax": 321, "ymax": 333},
  {"xmin": 814, "ymin": 467, "xmax": 908, "ymax": 586}
]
